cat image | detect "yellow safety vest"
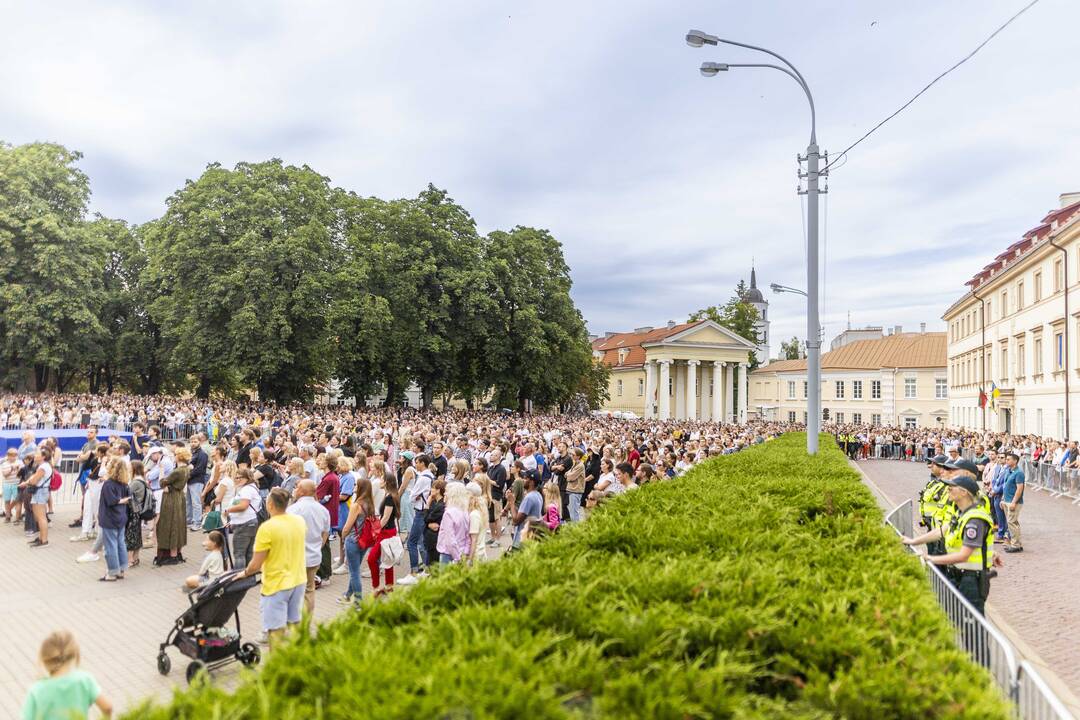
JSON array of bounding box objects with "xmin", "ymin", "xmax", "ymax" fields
[
  {"xmin": 919, "ymin": 478, "xmax": 948, "ymax": 520},
  {"xmin": 943, "ymin": 503, "xmax": 994, "ymax": 571}
]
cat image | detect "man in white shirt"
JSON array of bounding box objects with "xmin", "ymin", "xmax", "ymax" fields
[
  {"xmin": 287, "ymin": 479, "xmax": 331, "ymax": 614},
  {"xmin": 400, "ymin": 454, "xmax": 434, "ymax": 585}
]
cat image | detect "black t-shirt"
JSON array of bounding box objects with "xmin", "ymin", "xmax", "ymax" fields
[
  {"xmin": 237, "ymin": 443, "xmax": 254, "ymax": 468},
  {"xmin": 380, "ymin": 495, "xmax": 399, "ymax": 531},
  {"xmin": 434, "ymin": 455, "xmax": 448, "ymax": 479},
  {"xmin": 487, "ymin": 464, "xmax": 508, "ymax": 499},
  {"xmin": 255, "ymin": 463, "xmax": 278, "ymax": 491}
]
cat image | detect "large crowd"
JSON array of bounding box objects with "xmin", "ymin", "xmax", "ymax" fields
[{"xmin": 2, "ymin": 394, "xmax": 787, "ymax": 677}]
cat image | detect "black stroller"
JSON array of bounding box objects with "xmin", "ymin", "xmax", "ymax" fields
[{"xmin": 157, "ymin": 569, "xmax": 262, "ymax": 683}]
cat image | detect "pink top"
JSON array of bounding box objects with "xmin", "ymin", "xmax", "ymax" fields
[
  {"xmin": 435, "ymin": 506, "xmax": 470, "ymax": 561},
  {"xmin": 545, "ymin": 503, "xmax": 560, "ymax": 531}
]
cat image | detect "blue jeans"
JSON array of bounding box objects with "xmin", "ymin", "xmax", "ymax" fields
[
  {"xmin": 991, "ymin": 495, "xmax": 1009, "ymax": 538},
  {"xmin": 101, "ymin": 526, "xmax": 128, "ymax": 576},
  {"xmin": 567, "ymin": 493, "xmax": 582, "ymax": 522},
  {"xmin": 439, "ymin": 552, "xmax": 452, "ymax": 565},
  {"xmin": 343, "ymin": 535, "xmax": 366, "ymax": 600},
  {"xmin": 406, "ymin": 512, "xmax": 428, "ymax": 573},
  {"xmin": 187, "ymin": 483, "xmax": 205, "ymax": 525}
]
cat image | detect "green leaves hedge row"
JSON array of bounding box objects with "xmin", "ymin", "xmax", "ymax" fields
[{"xmin": 132, "ymin": 434, "xmax": 1011, "ymax": 719}]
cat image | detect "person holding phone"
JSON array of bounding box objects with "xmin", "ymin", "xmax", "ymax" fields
[{"xmin": 98, "ymin": 457, "xmax": 131, "ymax": 581}]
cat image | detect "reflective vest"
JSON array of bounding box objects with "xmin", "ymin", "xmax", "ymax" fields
[
  {"xmin": 943, "ymin": 503, "xmax": 994, "ymax": 571},
  {"xmin": 919, "ymin": 478, "xmax": 948, "ymax": 520}
]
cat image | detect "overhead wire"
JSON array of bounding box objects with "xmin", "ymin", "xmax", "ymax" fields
[{"xmin": 822, "ymin": 0, "xmax": 1043, "ymax": 173}]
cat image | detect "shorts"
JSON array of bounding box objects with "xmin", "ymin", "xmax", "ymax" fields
[
  {"xmin": 152, "ymin": 489, "xmax": 164, "ymax": 515},
  {"xmin": 31, "ymin": 486, "xmax": 50, "ymax": 505},
  {"xmin": 3, "ymin": 484, "xmax": 18, "ymax": 503},
  {"xmin": 260, "ymin": 584, "xmax": 304, "ymax": 632}
]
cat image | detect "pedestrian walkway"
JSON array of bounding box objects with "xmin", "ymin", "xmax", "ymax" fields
[
  {"xmin": 857, "ymin": 458, "xmax": 1080, "ymax": 710},
  {"xmin": 0, "ymin": 505, "xmax": 509, "ymax": 718}
]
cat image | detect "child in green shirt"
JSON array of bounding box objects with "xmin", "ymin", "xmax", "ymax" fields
[{"xmin": 22, "ymin": 630, "xmax": 113, "ymax": 720}]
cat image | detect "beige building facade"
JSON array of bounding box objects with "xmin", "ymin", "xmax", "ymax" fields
[
  {"xmin": 591, "ymin": 321, "xmax": 757, "ymax": 421},
  {"xmin": 943, "ymin": 193, "xmax": 1080, "ymax": 437},
  {"xmin": 750, "ymin": 332, "xmax": 948, "ymax": 428}
]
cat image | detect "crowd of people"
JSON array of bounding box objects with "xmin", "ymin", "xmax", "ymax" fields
[{"xmin": 2, "ymin": 393, "xmax": 787, "ymax": 653}]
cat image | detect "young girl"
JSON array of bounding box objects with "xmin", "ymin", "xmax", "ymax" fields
[
  {"xmin": 466, "ymin": 478, "xmax": 489, "ymax": 565},
  {"xmin": 543, "ymin": 481, "xmax": 562, "ymax": 532},
  {"xmin": 22, "ymin": 630, "xmax": 113, "ymax": 719},
  {"xmin": 185, "ymin": 531, "xmax": 226, "ymax": 589}
]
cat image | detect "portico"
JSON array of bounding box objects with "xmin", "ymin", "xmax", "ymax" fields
[{"xmin": 592, "ymin": 320, "xmax": 757, "ymax": 421}]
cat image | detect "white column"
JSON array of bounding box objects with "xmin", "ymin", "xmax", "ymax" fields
[
  {"xmin": 658, "ymin": 360, "xmax": 671, "ymax": 420},
  {"xmin": 738, "ymin": 362, "xmax": 748, "ymax": 423},
  {"xmin": 686, "ymin": 360, "xmax": 699, "ymax": 421},
  {"xmin": 725, "ymin": 362, "xmax": 735, "ymax": 422},
  {"xmin": 712, "ymin": 361, "xmax": 723, "ymax": 422},
  {"xmin": 644, "ymin": 360, "xmax": 657, "ymax": 419},
  {"xmin": 674, "ymin": 361, "xmax": 685, "ymax": 420}
]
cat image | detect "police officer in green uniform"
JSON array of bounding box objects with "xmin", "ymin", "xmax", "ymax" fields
[
  {"xmin": 917, "ymin": 454, "xmax": 952, "ymax": 555},
  {"xmin": 904, "ymin": 460, "xmax": 999, "ymax": 614}
]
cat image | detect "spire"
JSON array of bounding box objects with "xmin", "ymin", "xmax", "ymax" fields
[{"xmin": 750, "ymin": 262, "xmax": 757, "ymax": 289}]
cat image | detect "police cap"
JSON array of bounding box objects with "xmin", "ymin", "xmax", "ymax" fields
[
  {"xmin": 944, "ymin": 458, "xmax": 980, "ymax": 476},
  {"xmin": 926, "ymin": 454, "xmax": 949, "ymax": 467},
  {"xmin": 941, "ymin": 473, "xmax": 980, "ymax": 497}
]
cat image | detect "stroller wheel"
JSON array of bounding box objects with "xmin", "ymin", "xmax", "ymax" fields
[
  {"xmin": 238, "ymin": 642, "xmax": 261, "ymax": 667},
  {"xmin": 185, "ymin": 660, "xmax": 208, "ymax": 685},
  {"xmin": 157, "ymin": 653, "xmax": 171, "ymax": 676}
]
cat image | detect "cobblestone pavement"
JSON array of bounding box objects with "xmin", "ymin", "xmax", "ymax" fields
[
  {"xmin": 858, "ymin": 458, "xmax": 1080, "ymax": 700},
  {"xmin": 0, "ymin": 503, "xmax": 510, "ymax": 719}
]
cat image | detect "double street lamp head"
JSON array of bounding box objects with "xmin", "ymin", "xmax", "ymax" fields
[
  {"xmin": 685, "ymin": 29, "xmax": 720, "ymax": 48},
  {"xmin": 699, "ymin": 62, "xmax": 729, "ymax": 77}
]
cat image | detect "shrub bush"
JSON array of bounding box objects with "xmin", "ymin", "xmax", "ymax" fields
[{"xmin": 132, "ymin": 433, "xmax": 1011, "ymax": 719}]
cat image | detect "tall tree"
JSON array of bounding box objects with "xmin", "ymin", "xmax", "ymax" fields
[
  {"xmin": 779, "ymin": 336, "xmax": 803, "ymax": 360},
  {"xmin": 147, "ymin": 160, "xmax": 338, "ymax": 401},
  {"xmin": 0, "ymin": 142, "xmax": 106, "ymax": 391}
]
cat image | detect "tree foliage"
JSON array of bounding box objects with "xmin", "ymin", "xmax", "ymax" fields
[
  {"xmin": 780, "ymin": 336, "xmax": 803, "ymax": 360},
  {"xmin": 0, "ymin": 142, "xmax": 597, "ymax": 408},
  {"xmin": 689, "ymin": 279, "xmax": 761, "ymax": 369}
]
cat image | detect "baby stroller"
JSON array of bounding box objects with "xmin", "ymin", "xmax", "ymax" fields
[{"xmin": 157, "ymin": 569, "xmax": 262, "ymax": 683}]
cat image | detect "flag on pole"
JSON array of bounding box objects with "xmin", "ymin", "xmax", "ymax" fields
[
  {"xmin": 989, "ymin": 382, "xmax": 1000, "ymax": 411},
  {"xmin": 978, "ymin": 389, "xmax": 988, "ymax": 409}
]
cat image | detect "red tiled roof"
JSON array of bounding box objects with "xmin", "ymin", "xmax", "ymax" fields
[
  {"xmin": 968, "ymin": 199, "xmax": 1080, "ymax": 290},
  {"xmin": 591, "ymin": 322, "xmax": 702, "ymax": 368}
]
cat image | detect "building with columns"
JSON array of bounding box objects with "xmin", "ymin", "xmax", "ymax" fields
[
  {"xmin": 943, "ymin": 192, "xmax": 1080, "ymax": 436},
  {"xmin": 750, "ymin": 330, "xmax": 948, "ymax": 428},
  {"xmin": 590, "ymin": 320, "xmax": 758, "ymax": 421}
]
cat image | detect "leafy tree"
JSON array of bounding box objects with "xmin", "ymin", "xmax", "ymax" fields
[
  {"xmin": 576, "ymin": 360, "xmax": 612, "ymax": 410},
  {"xmin": 147, "ymin": 159, "xmax": 338, "ymax": 401},
  {"xmin": 689, "ymin": 280, "xmax": 761, "ymax": 369},
  {"xmin": 0, "ymin": 142, "xmax": 106, "ymax": 391},
  {"xmin": 780, "ymin": 336, "xmax": 803, "ymax": 360}
]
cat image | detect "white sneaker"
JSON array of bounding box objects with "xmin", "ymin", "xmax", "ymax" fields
[
  {"xmin": 77, "ymin": 551, "xmax": 100, "ymax": 563},
  {"xmin": 332, "ymin": 564, "xmax": 348, "ymax": 575},
  {"xmin": 397, "ymin": 574, "xmax": 418, "ymax": 586},
  {"xmin": 69, "ymin": 534, "xmax": 90, "ymax": 542}
]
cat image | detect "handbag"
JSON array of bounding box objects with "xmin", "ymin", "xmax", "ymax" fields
[
  {"xmin": 379, "ymin": 534, "xmax": 404, "ymax": 569},
  {"xmin": 202, "ymin": 508, "xmax": 223, "ymax": 531},
  {"xmin": 356, "ymin": 514, "xmax": 382, "ymax": 549}
]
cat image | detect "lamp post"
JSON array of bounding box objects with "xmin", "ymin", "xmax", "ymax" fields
[
  {"xmin": 770, "ymin": 283, "xmax": 807, "ymax": 297},
  {"xmin": 687, "ymin": 29, "xmax": 823, "ymax": 455}
]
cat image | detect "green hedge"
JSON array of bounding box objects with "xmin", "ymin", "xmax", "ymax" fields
[{"xmin": 132, "ymin": 434, "xmax": 1011, "ymax": 719}]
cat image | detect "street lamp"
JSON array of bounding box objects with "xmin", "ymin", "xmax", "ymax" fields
[
  {"xmin": 770, "ymin": 283, "xmax": 807, "ymax": 297},
  {"xmin": 687, "ymin": 28, "xmax": 824, "ymax": 455}
]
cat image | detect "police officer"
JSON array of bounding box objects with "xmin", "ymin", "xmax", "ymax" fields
[
  {"xmin": 917, "ymin": 454, "xmax": 952, "ymax": 555},
  {"xmin": 904, "ymin": 459, "xmax": 999, "ymax": 614}
]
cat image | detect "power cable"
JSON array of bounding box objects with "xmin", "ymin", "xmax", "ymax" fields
[{"xmin": 823, "ymin": 0, "xmax": 1043, "ymax": 172}]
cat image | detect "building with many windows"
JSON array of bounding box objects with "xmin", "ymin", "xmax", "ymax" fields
[
  {"xmin": 590, "ymin": 320, "xmax": 758, "ymax": 420},
  {"xmin": 749, "ymin": 330, "xmax": 948, "ymax": 428},
  {"xmin": 943, "ymin": 192, "xmax": 1080, "ymax": 436}
]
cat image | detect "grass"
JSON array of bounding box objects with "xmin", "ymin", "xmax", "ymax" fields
[{"xmin": 129, "ymin": 433, "xmax": 1012, "ymax": 719}]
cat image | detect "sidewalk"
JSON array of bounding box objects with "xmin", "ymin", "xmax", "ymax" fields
[
  {"xmin": 0, "ymin": 505, "xmax": 509, "ymax": 718},
  {"xmin": 855, "ymin": 458, "xmax": 1080, "ymax": 717}
]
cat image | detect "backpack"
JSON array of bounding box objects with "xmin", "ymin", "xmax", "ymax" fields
[
  {"xmin": 254, "ymin": 492, "xmax": 269, "ymax": 524},
  {"xmin": 136, "ymin": 481, "xmax": 156, "ymax": 521},
  {"xmin": 49, "ymin": 471, "xmax": 63, "ymax": 491}
]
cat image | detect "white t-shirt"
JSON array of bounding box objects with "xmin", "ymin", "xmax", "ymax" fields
[
  {"xmin": 469, "ymin": 508, "xmax": 488, "ymax": 561},
  {"xmin": 228, "ymin": 484, "xmax": 260, "ymax": 525},
  {"xmin": 216, "ymin": 477, "xmax": 236, "ymax": 509},
  {"xmin": 36, "ymin": 463, "xmax": 53, "ymax": 490}
]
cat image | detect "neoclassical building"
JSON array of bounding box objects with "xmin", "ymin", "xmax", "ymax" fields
[{"xmin": 591, "ymin": 320, "xmax": 758, "ymax": 420}]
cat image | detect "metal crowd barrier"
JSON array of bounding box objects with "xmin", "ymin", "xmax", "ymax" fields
[
  {"xmin": 1020, "ymin": 459, "xmax": 1080, "ymax": 504},
  {"xmin": 883, "ymin": 499, "xmax": 1075, "ymax": 718}
]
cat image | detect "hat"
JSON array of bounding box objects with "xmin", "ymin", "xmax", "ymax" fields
[
  {"xmin": 147, "ymin": 445, "xmax": 165, "ymax": 456},
  {"xmin": 466, "ymin": 481, "xmax": 482, "ymax": 497},
  {"xmin": 941, "ymin": 473, "xmax": 980, "ymax": 496},
  {"xmin": 944, "ymin": 458, "xmax": 980, "ymax": 476},
  {"xmin": 926, "ymin": 454, "xmax": 949, "ymax": 467},
  {"xmin": 523, "ymin": 469, "xmax": 540, "ymax": 482},
  {"xmin": 401, "ymin": 450, "xmax": 415, "ymax": 461}
]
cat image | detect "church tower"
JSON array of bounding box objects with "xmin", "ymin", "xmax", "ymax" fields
[{"xmin": 744, "ymin": 265, "xmax": 770, "ymax": 364}]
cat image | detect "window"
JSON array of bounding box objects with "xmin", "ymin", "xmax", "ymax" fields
[
  {"xmin": 617, "ymin": 379, "xmax": 623, "ymax": 396},
  {"xmin": 904, "ymin": 377, "xmax": 917, "ymax": 399},
  {"xmin": 853, "ymin": 413, "xmax": 862, "ymax": 424},
  {"xmin": 696, "ymin": 377, "xmax": 701, "ymax": 396},
  {"xmin": 788, "ymin": 411, "xmax": 796, "ymax": 423},
  {"xmin": 935, "ymin": 378, "xmax": 947, "ymax": 399},
  {"xmin": 668, "ymin": 377, "xmax": 673, "ymax": 396},
  {"xmin": 1034, "ymin": 271, "xmax": 1042, "ymax": 301},
  {"xmin": 1055, "ymin": 258, "xmax": 1064, "ymax": 292},
  {"xmin": 1001, "ymin": 347, "xmax": 1009, "ymax": 381},
  {"xmin": 787, "ymin": 381, "xmax": 796, "ymax": 399},
  {"xmin": 1000, "ymin": 290, "xmax": 1008, "ymax": 318},
  {"xmin": 1036, "ymin": 408, "xmax": 1043, "ymax": 436},
  {"xmin": 637, "ymin": 378, "xmax": 644, "ymax": 396},
  {"xmin": 835, "ymin": 381, "xmax": 845, "ymax": 399},
  {"xmin": 1017, "ymin": 281, "xmax": 1024, "ymax": 310},
  {"xmin": 1034, "ymin": 338, "xmax": 1043, "ymax": 375},
  {"xmin": 1055, "ymin": 331, "xmax": 1065, "ymax": 371},
  {"xmin": 871, "ymin": 380, "xmax": 881, "ymax": 399},
  {"xmin": 871, "ymin": 413, "xmax": 881, "ymax": 425},
  {"xmin": 803, "ymin": 381, "xmax": 808, "ymax": 399},
  {"xmin": 853, "ymin": 380, "xmax": 863, "ymax": 399},
  {"xmin": 903, "ymin": 416, "xmax": 917, "ymax": 429},
  {"xmin": 836, "ymin": 412, "xmax": 845, "ymax": 423}
]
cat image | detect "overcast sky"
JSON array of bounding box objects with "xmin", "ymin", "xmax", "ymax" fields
[{"xmin": 2, "ymin": 0, "xmax": 1077, "ymax": 356}]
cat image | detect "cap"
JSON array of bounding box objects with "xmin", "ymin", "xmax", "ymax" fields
[
  {"xmin": 147, "ymin": 445, "xmax": 165, "ymax": 456},
  {"xmin": 926, "ymin": 454, "xmax": 949, "ymax": 467},
  {"xmin": 944, "ymin": 458, "xmax": 979, "ymax": 476},
  {"xmin": 523, "ymin": 469, "xmax": 540, "ymax": 482},
  {"xmin": 941, "ymin": 473, "xmax": 981, "ymax": 496},
  {"xmin": 401, "ymin": 450, "xmax": 415, "ymax": 461}
]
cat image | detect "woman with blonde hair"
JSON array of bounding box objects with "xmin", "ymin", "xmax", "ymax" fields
[
  {"xmin": 449, "ymin": 458, "xmax": 470, "ymax": 484},
  {"xmin": 22, "ymin": 630, "xmax": 113, "ymax": 719},
  {"xmin": 99, "ymin": 457, "xmax": 131, "ymax": 581},
  {"xmin": 466, "ymin": 476, "xmax": 490, "ymax": 564},
  {"xmin": 155, "ymin": 446, "xmax": 190, "ymax": 566}
]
